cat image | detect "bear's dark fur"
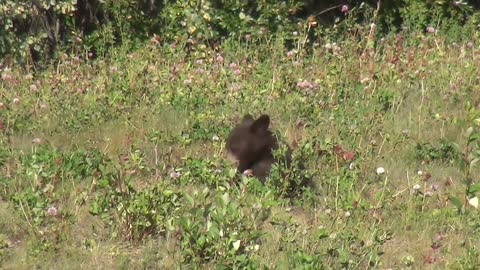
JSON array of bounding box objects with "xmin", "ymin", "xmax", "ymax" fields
[{"xmin": 226, "ymin": 114, "xmax": 289, "ymax": 181}]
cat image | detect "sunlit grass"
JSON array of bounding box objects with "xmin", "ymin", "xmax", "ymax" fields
[{"xmin": 1, "ymin": 29, "xmax": 480, "ymax": 269}]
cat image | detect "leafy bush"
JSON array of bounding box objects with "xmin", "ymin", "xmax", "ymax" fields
[
  {"xmin": 159, "ymin": 0, "xmax": 304, "ymax": 42},
  {"xmin": 268, "ymin": 141, "xmax": 315, "ymax": 199},
  {"xmin": 0, "ymin": 0, "xmax": 78, "ymax": 65},
  {"xmin": 288, "ymin": 250, "xmax": 324, "ymax": 269},
  {"xmin": 2, "ymin": 0, "xmax": 479, "ymax": 66},
  {"xmin": 18, "ymin": 146, "xmax": 105, "ymax": 185},
  {"xmin": 90, "ymin": 177, "xmax": 183, "ymax": 242},
  {"xmin": 415, "ymin": 140, "xmax": 461, "ymax": 164},
  {"xmin": 174, "ymin": 157, "xmax": 231, "ymax": 187},
  {"xmin": 178, "ymin": 187, "xmax": 271, "ymax": 267}
]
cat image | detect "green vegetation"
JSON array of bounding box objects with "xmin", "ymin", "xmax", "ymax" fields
[{"xmin": 1, "ymin": 1, "xmax": 480, "ymax": 269}]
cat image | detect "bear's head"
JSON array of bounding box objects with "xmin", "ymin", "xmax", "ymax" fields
[{"xmin": 226, "ymin": 114, "xmax": 278, "ymax": 179}]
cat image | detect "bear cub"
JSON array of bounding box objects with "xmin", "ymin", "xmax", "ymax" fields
[{"xmin": 226, "ymin": 114, "xmax": 289, "ymax": 181}]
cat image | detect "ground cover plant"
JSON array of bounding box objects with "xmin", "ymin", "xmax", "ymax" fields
[{"xmin": 1, "ymin": 1, "xmax": 480, "ymax": 269}]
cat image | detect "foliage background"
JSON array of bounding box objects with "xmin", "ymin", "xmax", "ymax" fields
[
  {"xmin": 1, "ymin": 0, "xmax": 480, "ymax": 269},
  {"xmin": 1, "ymin": 0, "xmax": 479, "ymax": 67}
]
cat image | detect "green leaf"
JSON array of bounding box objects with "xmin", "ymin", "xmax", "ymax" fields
[
  {"xmin": 469, "ymin": 183, "xmax": 480, "ymax": 194},
  {"xmin": 185, "ymin": 193, "xmax": 194, "ymax": 207},
  {"xmin": 207, "ymin": 222, "xmax": 219, "ymax": 239},
  {"xmin": 89, "ymin": 201, "xmax": 100, "ymax": 215},
  {"xmin": 197, "ymin": 235, "xmax": 206, "ymax": 247},
  {"xmin": 470, "ymin": 158, "xmax": 480, "ymax": 170},
  {"xmin": 163, "ymin": 189, "xmax": 174, "ymax": 196},
  {"xmin": 469, "ymin": 133, "xmax": 480, "ymax": 143},
  {"xmin": 98, "ymin": 178, "xmax": 109, "ymax": 188},
  {"xmin": 449, "ymin": 196, "xmax": 463, "ymax": 211},
  {"xmin": 338, "ymin": 248, "xmax": 349, "ymax": 263},
  {"xmin": 221, "ymin": 192, "xmax": 230, "ymax": 205},
  {"xmin": 317, "ymin": 228, "xmax": 329, "ymax": 240},
  {"xmin": 228, "ymin": 168, "xmax": 237, "ymax": 178},
  {"xmin": 466, "ymin": 127, "xmax": 474, "ymax": 137}
]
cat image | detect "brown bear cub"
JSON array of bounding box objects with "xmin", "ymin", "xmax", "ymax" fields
[{"xmin": 226, "ymin": 114, "xmax": 290, "ymax": 181}]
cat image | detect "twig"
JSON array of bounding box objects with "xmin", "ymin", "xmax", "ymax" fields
[
  {"xmin": 19, "ymin": 200, "xmax": 34, "ymax": 230},
  {"xmin": 312, "ymin": 5, "xmax": 342, "ymax": 17}
]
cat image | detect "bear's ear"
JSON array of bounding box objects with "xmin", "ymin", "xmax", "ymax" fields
[
  {"xmin": 241, "ymin": 114, "xmax": 254, "ymax": 126},
  {"xmin": 250, "ymin": 114, "xmax": 270, "ymax": 133}
]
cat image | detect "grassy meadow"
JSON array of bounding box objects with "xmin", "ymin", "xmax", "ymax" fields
[{"xmin": 1, "ymin": 30, "xmax": 480, "ymax": 269}]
